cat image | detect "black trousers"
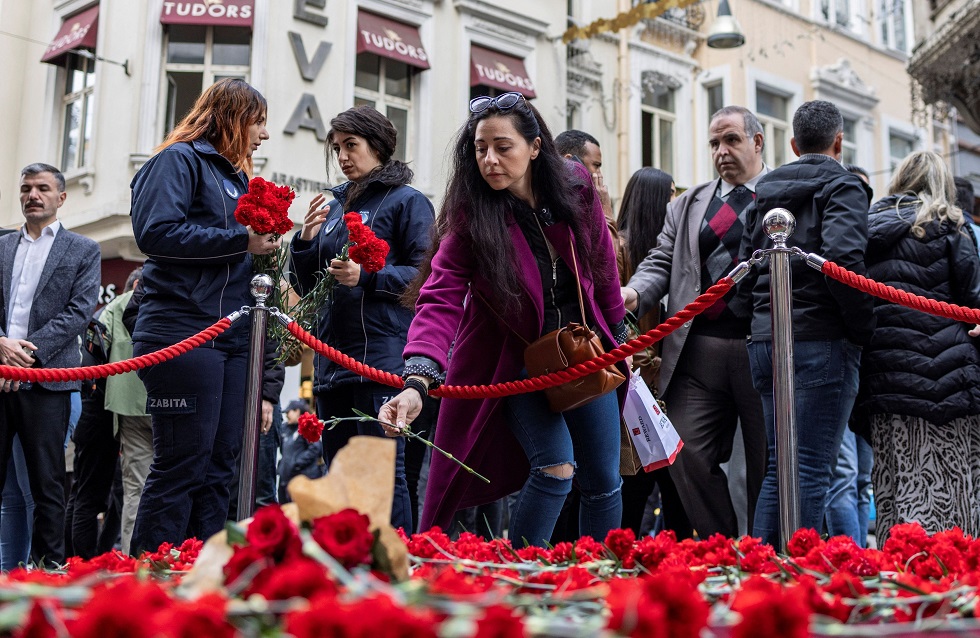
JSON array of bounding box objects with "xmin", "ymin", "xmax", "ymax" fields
[
  {"xmin": 620, "ymin": 468, "xmax": 693, "ymax": 539},
  {"xmin": 67, "ymin": 389, "xmax": 120, "ymax": 558},
  {"xmin": 664, "ymin": 334, "xmax": 767, "ymax": 538},
  {"xmin": 0, "ymin": 387, "xmax": 71, "ymax": 566},
  {"xmin": 130, "ymin": 343, "xmax": 247, "ymax": 556},
  {"xmin": 317, "ymin": 382, "xmax": 415, "ymax": 533}
]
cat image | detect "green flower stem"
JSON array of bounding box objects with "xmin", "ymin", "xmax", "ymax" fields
[
  {"xmin": 325, "ymin": 410, "xmax": 491, "ymax": 485},
  {"xmin": 254, "ymin": 244, "xmax": 352, "ymax": 365}
]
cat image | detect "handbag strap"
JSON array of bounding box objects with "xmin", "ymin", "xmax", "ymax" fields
[
  {"xmin": 532, "ymin": 215, "xmax": 588, "ymax": 326},
  {"xmin": 476, "ymin": 219, "xmax": 589, "ymax": 343},
  {"xmin": 474, "ymin": 288, "xmax": 531, "ymax": 346}
]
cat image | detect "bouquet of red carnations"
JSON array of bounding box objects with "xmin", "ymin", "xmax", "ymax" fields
[
  {"xmin": 286, "ymin": 211, "xmax": 390, "ymax": 328},
  {"xmin": 233, "ymin": 176, "xmax": 296, "ymax": 240},
  {"xmin": 342, "ymin": 211, "xmax": 389, "ymax": 273}
]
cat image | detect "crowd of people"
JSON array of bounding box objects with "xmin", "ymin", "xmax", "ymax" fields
[{"xmin": 1, "ymin": 76, "xmax": 978, "ymax": 566}]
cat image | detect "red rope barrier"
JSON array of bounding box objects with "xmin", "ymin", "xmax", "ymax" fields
[
  {"xmin": 821, "ymin": 261, "xmax": 980, "ymax": 324},
  {"xmin": 285, "ymin": 277, "xmax": 735, "ymax": 399},
  {"xmin": 0, "ymin": 318, "xmax": 234, "ymax": 383}
]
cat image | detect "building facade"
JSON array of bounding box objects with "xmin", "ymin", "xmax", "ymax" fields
[
  {"xmin": 566, "ymin": 0, "xmax": 924, "ymax": 200},
  {"xmin": 0, "ymin": 0, "xmax": 929, "ymax": 395},
  {"xmin": 906, "ymin": 0, "xmax": 980, "ymax": 212},
  {"xmin": 1, "ymin": 0, "xmax": 572, "ymax": 298}
]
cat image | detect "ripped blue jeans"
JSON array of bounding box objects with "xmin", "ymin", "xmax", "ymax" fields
[{"xmin": 505, "ymin": 388, "xmax": 622, "ymax": 547}]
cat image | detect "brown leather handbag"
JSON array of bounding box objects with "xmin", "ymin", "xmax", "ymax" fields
[{"xmin": 521, "ymin": 224, "xmax": 625, "ymax": 413}]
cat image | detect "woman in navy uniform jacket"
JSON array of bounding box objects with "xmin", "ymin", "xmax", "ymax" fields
[
  {"xmin": 290, "ymin": 106, "xmax": 434, "ymax": 532},
  {"xmin": 129, "ymin": 79, "xmax": 277, "ymax": 555}
]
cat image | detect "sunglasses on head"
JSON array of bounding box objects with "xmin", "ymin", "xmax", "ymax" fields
[{"xmin": 468, "ymin": 92, "xmax": 527, "ymax": 114}]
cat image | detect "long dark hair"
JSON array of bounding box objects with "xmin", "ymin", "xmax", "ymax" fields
[
  {"xmin": 326, "ymin": 105, "xmax": 414, "ymax": 207},
  {"xmin": 405, "ymin": 99, "xmax": 598, "ymax": 311},
  {"xmin": 617, "ymin": 168, "xmax": 674, "ymax": 276}
]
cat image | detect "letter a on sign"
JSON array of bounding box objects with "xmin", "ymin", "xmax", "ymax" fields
[{"xmin": 284, "ymin": 93, "xmax": 328, "ymax": 141}]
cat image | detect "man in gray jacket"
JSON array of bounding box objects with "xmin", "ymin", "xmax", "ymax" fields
[
  {"xmin": 621, "ymin": 106, "xmax": 768, "ymax": 539},
  {"xmin": 0, "ymin": 163, "xmax": 100, "ymax": 565}
]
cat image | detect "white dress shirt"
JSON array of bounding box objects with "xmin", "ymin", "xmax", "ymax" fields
[
  {"xmin": 719, "ymin": 164, "xmax": 771, "ymax": 200},
  {"xmin": 7, "ymin": 221, "xmax": 61, "ymax": 340}
]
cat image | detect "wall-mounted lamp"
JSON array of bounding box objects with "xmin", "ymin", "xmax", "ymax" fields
[{"xmin": 707, "ymin": 0, "xmax": 746, "ymax": 49}]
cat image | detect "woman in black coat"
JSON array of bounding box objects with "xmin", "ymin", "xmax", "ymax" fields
[{"xmin": 858, "ymin": 150, "xmax": 980, "ymax": 542}]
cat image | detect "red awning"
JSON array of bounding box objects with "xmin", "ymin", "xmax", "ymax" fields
[
  {"xmin": 356, "ymin": 11, "xmax": 429, "ymax": 70},
  {"xmin": 41, "ymin": 5, "xmax": 99, "ymax": 64},
  {"xmin": 470, "ymin": 45, "xmax": 537, "ymax": 98},
  {"xmin": 160, "ymin": 0, "xmax": 254, "ymax": 28}
]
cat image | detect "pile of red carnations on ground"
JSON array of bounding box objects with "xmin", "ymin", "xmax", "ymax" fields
[{"xmin": 5, "ymin": 505, "xmax": 980, "ymax": 638}]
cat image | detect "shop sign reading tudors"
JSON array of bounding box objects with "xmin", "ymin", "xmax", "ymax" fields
[
  {"xmin": 160, "ymin": 0, "xmax": 254, "ymax": 27},
  {"xmin": 470, "ymin": 45, "xmax": 537, "ymax": 98}
]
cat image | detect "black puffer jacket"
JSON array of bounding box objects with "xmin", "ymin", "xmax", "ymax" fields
[
  {"xmin": 290, "ymin": 161, "xmax": 435, "ymax": 393},
  {"xmin": 855, "ymin": 193, "xmax": 980, "ymax": 425}
]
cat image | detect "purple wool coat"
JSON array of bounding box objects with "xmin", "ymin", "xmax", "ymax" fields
[{"xmin": 408, "ymin": 176, "xmax": 629, "ymax": 532}]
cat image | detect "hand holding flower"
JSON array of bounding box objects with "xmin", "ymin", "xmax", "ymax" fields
[
  {"xmin": 378, "ymin": 388, "xmax": 424, "ymax": 437},
  {"xmin": 247, "ymin": 228, "xmax": 282, "ymax": 255},
  {"xmin": 328, "ymin": 258, "xmax": 361, "ymax": 287}
]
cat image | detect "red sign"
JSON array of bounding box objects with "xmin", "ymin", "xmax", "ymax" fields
[
  {"xmin": 99, "ymin": 258, "xmax": 144, "ymax": 307},
  {"xmin": 356, "ymin": 11, "xmax": 430, "ymax": 70},
  {"xmin": 41, "ymin": 5, "xmax": 99, "ymax": 64},
  {"xmin": 160, "ymin": 0, "xmax": 254, "ymax": 27},
  {"xmin": 470, "ymin": 46, "xmax": 536, "ymax": 98}
]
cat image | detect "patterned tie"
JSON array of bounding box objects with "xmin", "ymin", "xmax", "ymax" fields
[{"xmin": 699, "ymin": 184, "xmax": 756, "ymax": 320}]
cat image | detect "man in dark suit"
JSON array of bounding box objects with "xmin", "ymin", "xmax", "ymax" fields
[
  {"xmin": 621, "ymin": 106, "xmax": 769, "ymax": 539},
  {"xmin": 0, "ymin": 163, "xmax": 100, "ymax": 565}
]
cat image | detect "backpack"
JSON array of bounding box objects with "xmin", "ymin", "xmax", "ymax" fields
[{"xmin": 80, "ymin": 318, "xmax": 111, "ymax": 396}]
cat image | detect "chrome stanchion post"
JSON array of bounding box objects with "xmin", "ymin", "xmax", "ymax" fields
[
  {"xmin": 762, "ymin": 208, "xmax": 801, "ymax": 551},
  {"xmin": 237, "ymin": 274, "xmax": 272, "ymax": 521}
]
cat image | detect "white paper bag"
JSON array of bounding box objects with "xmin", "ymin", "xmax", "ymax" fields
[{"xmin": 622, "ymin": 375, "xmax": 684, "ymax": 472}]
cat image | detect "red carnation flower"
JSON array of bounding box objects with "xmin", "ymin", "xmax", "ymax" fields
[
  {"xmin": 18, "ymin": 600, "xmax": 60, "ymax": 638},
  {"xmin": 68, "ymin": 578, "xmax": 172, "ymax": 638},
  {"xmin": 223, "ymin": 544, "xmax": 274, "ymax": 596},
  {"xmin": 234, "ymin": 176, "xmax": 295, "ymax": 238},
  {"xmin": 348, "ymin": 237, "xmax": 389, "ymax": 273},
  {"xmin": 342, "ymin": 211, "xmax": 390, "ymax": 273},
  {"xmin": 245, "ymin": 504, "xmax": 303, "ymax": 562},
  {"xmin": 311, "ymin": 508, "xmax": 375, "ymax": 569},
  {"xmin": 297, "ymin": 412, "xmax": 324, "ymax": 443},
  {"xmin": 606, "ymin": 578, "xmax": 669, "ymax": 638},
  {"xmin": 731, "ymin": 576, "xmax": 810, "ymax": 638},
  {"xmin": 786, "ymin": 528, "xmax": 823, "ymax": 557},
  {"xmin": 605, "ymin": 527, "xmax": 637, "ymax": 564},
  {"xmin": 344, "ymin": 212, "xmax": 369, "ymax": 242},
  {"xmin": 154, "ymin": 594, "xmax": 236, "ymax": 638},
  {"xmin": 474, "ymin": 604, "xmax": 525, "ymax": 638},
  {"xmin": 285, "ymin": 594, "xmax": 437, "ymax": 638},
  {"xmin": 253, "ymin": 557, "xmax": 337, "ymax": 601}
]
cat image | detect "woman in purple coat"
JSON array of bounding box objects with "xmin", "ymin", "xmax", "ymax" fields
[{"xmin": 379, "ymin": 93, "xmax": 629, "ymax": 546}]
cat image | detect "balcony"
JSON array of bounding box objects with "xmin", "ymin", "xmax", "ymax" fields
[{"xmin": 907, "ymin": 0, "xmax": 980, "ymax": 133}]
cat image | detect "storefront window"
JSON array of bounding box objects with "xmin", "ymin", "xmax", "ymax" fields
[
  {"xmin": 889, "ymin": 131, "xmax": 914, "ymax": 174},
  {"xmin": 163, "ymin": 25, "xmax": 251, "ymax": 135},
  {"xmin": 641, "ymin": 73, "xmax": 676, "ymax": 174},
  {"xmin": 62, "ymin": 54, "xmax": 96, "ymax": 171},
  {"xmin": 842, "ymin": 117, "xmax": 858, "ymax": 166},
  {"xmin": 354, "ymin": 53, "xmax": 413, "ymax": 163},
  {"xmin": 757, "ymin": 86, "xmax": 790, "ymax": 168}
]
